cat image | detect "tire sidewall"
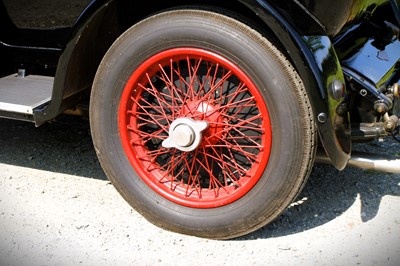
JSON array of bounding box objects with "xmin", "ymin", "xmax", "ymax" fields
[{"xmin": 90, "ymin": 10, "xmax": 310, "ymax": 237}]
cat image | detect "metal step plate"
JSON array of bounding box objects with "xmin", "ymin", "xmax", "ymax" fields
[{"xmin": 0, "ymin": 73, "xmax": 53, "ymax": 114}]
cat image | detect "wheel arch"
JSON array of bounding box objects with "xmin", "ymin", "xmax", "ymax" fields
[
  {"xmin": 238, "ymin": 0, "xmax": 352, "ymax": 169},
  {"xmin": 36, "ymin": 0, "xmax": 350, "ymax": 169}
]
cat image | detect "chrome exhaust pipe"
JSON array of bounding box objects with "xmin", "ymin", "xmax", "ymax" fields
[{"xmin": 315, "ymin": 150, "xmax": 400, "ymax": 174}]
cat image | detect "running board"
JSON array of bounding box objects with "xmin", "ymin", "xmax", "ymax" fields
[
  {"xmin": 316, "ymin": 150, "xmax": 400, "ymax": 174},
  {"xmin": 0, "ymin": 73, "xmax": 53, "ymax": 115}
]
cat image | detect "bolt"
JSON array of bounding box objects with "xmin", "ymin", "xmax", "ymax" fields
[
  {"xmin": 360, "ymin": 89, "xmax": 367, "ymax": 97},
  {"xmin": 392, "ymin": 83, "xmax": 399, "ymax": 97},
  {"xmin": 374, "ymin": 102, "xmax": 388, "ymax": 114},
  {"xmin": 385, "ymin": 120, "xmax": 396, "ymax": 131},
  {"xmin": 336, "ymin": 103, "xmax": 348, "ymax": 116}
]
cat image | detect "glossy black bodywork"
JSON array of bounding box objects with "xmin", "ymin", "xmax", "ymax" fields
[
  {"xmin": 1, "ymin": 0, "xmax": 399, "ymax": 169},
  {"xmin": 335, "ymin": 17, "xmax": 400, "ymax": 88},
  {"xmin": 240, "ymin": 0, "xmax": 352, "ymax": 168}
]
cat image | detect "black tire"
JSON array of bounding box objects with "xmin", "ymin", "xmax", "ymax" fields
[{"xmin": 89, "ymin": 8, "xmax": 316, "ymax": 239}]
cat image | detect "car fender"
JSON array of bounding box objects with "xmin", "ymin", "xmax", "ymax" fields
[{"xmin": 240, "ymin": 0, "xmax": 351, "ymax": 170}]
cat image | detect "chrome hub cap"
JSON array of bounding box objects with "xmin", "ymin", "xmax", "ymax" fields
[{"xmin": 162, "ymin": 118, "xmax": 208, "ymax": 152}]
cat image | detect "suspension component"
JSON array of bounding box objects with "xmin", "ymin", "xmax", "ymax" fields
[
  {"xmin": 343, "ymin": 67, "xmax": 394, "ymax": 114},
  {"xmin": 383, "ymin": 113, "xmax": 399, "ymax": 132},
  {"xmin": 389, "ymin": 83, "xmax": 399, "ymax": 98},
  {"xmin": 351, "ymin": 122, "xmax": 387, "ymax": 141},
  {"xmin": 351, "ymin": 114, "xmax": 399, "ymax": 140}
]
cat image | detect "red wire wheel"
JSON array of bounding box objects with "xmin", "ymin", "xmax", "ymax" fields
[{"xmin": 118, "ymin": 48, "xmax": 272, "ymax": 208}]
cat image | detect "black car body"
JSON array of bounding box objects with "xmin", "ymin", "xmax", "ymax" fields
[{"xmin": 1, "ymin": 0, "xmax": 399, "ymax": 239}]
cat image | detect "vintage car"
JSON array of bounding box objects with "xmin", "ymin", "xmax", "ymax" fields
[{"xmin": 1, "ymin": 0, "xmax": 399, "ymax": 239}]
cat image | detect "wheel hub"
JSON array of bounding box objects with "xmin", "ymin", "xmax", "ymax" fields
[
  {"xmin": 181, "ymin": 101, "xmax": 224, "ymax": 146},
  {"xmin": 162, "ymin": 117, "xmax": 209, "ymax": 152}
]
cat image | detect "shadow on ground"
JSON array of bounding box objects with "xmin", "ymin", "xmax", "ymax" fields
[
  {"xmin": 240, "ymin": 138, "xmax": 400, "ymax": 240},
  {"xmin": 1, "ymin": 116, "xmax": 399, "ymax": 239},
  {"xmin": 0, "ymin": 116, "xmax": 107, "ymax": 180},
  {"xmin": 238, "ymin": 162, "xmax": 400, "ymax": 240}
]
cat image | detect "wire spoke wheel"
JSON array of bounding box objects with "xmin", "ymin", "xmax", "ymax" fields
[
  {"xmin": 119, "ymin": 48, "xmax": 271, "ymax": 208},
  {"xmin": 90, "ymin": 8, "xmax": 315, "ymax": 239}
]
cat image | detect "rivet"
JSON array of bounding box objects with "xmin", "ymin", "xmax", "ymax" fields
[{"xmin": 318, "ymin": 113, "xmax": 327, "ymax": 123}]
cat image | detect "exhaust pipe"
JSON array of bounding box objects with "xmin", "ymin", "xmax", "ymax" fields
[{"xmin": 315, "ymin": 150, "xmax": 400, "ymax": 174}]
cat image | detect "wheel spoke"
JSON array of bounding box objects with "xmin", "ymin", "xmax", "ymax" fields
[{"xmin": 119, "ymin": 48, "xmax": 271, "ymax": 208}]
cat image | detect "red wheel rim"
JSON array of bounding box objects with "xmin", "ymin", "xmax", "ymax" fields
[{"xmin": 118, "ymin": 48, "xmax": 272, "ymax": 208}]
